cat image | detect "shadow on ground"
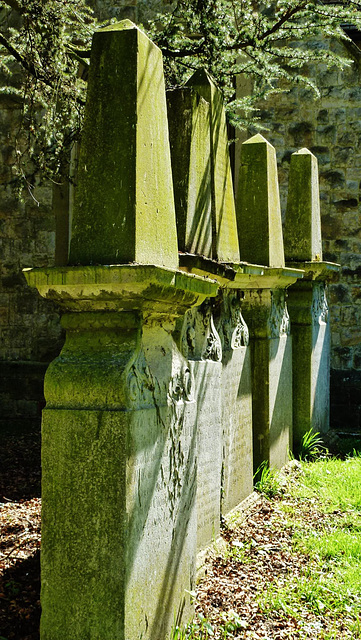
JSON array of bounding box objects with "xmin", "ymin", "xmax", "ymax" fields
[
  {"xmin": 0, "ymin": 429, "xmax": 41, "ymax": 640},
  {"xmin": 0, "ymin": 430, "xmax": 41, "ymax": 501}
]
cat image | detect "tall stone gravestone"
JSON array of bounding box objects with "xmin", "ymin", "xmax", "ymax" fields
[
  {"xmin": 167, "ymin": 88, "xmax": 212, "ymax": 257},
  {"xmin": 237, "ymin": 134, "xmax": 302, "ymax": 472},
  {"xmin": 177, "ymin": 303, "xmax": 223, "ymax": 551},
  {"xmin": 186, "ymin": 70, "xmax": 240, "ymax": 263},
  {"xmin": 215, "ymin": 289, "xmax": 253, "ymax": 513},
  {"xmin": 69, "ymin": 20, "xmax": 178, "ymax": 268},
  {"xmin": 284, "ymin": 149, "xmax": 339, "ymax": 452},
  {"xmin": 25, "ymin": 21, "xmax": 219, "ymax": 640},
  {"xmin": 170, "ymin": 78, "xmax": 253, "ymax": 535}
]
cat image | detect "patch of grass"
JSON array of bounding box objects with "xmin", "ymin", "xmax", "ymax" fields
[
  {"xmin": 296, "ymin": 528, "xmax": 361, "ymax": 563},
  {"xmin": 260, "ymin": 562, "xmax": 361, "ymax": 618},
  {"xmin": 258, "ymin": 453, "xmax": 361, "ymax": 637},
  {"xmin": 254, "ymin": 461, "xmax": 282, "ymax": 498},
  {"xmin": 299, "ymin": 428, "xmax": 326, "ymax": 461},
  {"xmin": 290, "ymin": 455, "xmax": 361, "ymax": 512},
  {"xmin": 220, "ymin": 539, "xmax": 253, "ymax": 564},
  {"xmin": 172, "ymin": 613, "xmax": 214, "ymax": 639},
  {"xmin": 172, "ymin": 454, "xmax": 361, "ymax": 639}
]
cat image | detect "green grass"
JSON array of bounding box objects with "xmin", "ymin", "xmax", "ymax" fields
[
  {"xmin": 258, "ymin": 454, "xmax": 361, "ymax": 637},
  {"xmin": 289, "ymin": 455, "xmax": 361, "ymax": 511},
  {"xmin": 253, "ymin": 460, "xmax": 283, "ymax": 498},
  {"xmin": 170, "ymin": 453, "xmax": 361, "ymax": 639}
]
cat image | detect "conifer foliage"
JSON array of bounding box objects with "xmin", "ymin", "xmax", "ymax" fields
[{"xmin": 1, "ymin": 0, "xmax": 361, "ymax": 188}]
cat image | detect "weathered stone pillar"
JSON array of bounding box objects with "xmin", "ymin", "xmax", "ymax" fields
[
  {"xmin": 25, "ymin": 21, "xmax": 219, "ymax": 640},
  {"xmin": 236, "ymin": 135, "xmax": 303, "ymax": 472},
  {"xmin": 176, "ymin": 302, "xmax": 223, "ymax": 551},
  {"xmin": 186, "ymin": 70, "xmax": 240, "ymax": 263},
  {"xmin": 69, "ymin": 20, "xmax": 179, "ymax": 269},
  {"xmin": 215, "ymin": 289, "xmax": 253, "ymax": 512},
  {"xmin": 25, "ymin": 267, "xmax": 216, "ymax": 640},
  {"xmin": 284, "ymin": 149, "xmax": 339, "ymax": 453},
  {"xmin": 167, "ymin": 87, "xmax": 212, "ymax": 258},
  {"xmin": 170, "ymin": 81, "xmax": 257, "ymax": 528}
]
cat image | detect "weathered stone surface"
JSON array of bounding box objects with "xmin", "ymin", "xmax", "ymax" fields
[
  {"xmin": 287, "ymin": 281, "xmax": 330, "ymax": 452},
  {"xmin": 177, "ymin": 302, "xmax": 222, "ymax": 550},
  {"xmin": 187, "ymin": 70, "xmax": 240, "ymax": 263},
  {"xmin": 69, "ymin": 21, "xmax": 179, "ymax": 268},
  {"xmin": 244, "ymin": 37, "xmax": 361, "ymax": 425},
  {"xmin": 24, "ymin": 264, "xmax": 218, "ymax": 315},
  {"xmin": 284, "ymin": 144, "xmax": 339, "ymax": 450},
  {"xmin": 25, "ymin": 254, "xmax": 220, "ymax": 640},
  {"xmin": 39, "ymin": 311, "xmax": 198, "ymax": 640},
  {"xmin": 215, "ymin": 290, "xmax": 253, "ymax": 513},
  {"xmin": 237, "ymin": 134, "xmax": 285, "ymax": 268},
  {"xmin": 192, "ymin": 359, "xmax": 222, "ymax": 550},
  {"xmin": 167, "ymin": 88, "xmax": 212, "ymax": 257},
  {"xmin": 284, "ymin": 149, "xmax": 323, "ymax": 262},
  {"xmin": 242, "ymin": 289, "xmax": 292, "ymax": 471}
]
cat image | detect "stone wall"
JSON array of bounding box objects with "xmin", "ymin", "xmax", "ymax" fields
[
  {"xmin": 248, "ymin": 36, "xmax": 361, "ymax": 432},
  {"xmin": 0, "ymin": 96, "xmax": 63, "ymax": 430}
]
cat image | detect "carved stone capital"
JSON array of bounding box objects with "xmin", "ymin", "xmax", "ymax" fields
[
  {"xmin": 215, "ymin": 291, "xmax": 249, "ymax": 350},
  {"xmin": 311, "ymin": 282, "xmax": 328, "ymax": 326},
  {"xmin": 177, "ymin": 302, "xmax": 222, "ymax": 362},
  {"xmin": 287, "ymin": 280, "xmax": 329, "ymax": 326},
  {"xmin": 202, "ymin": 314, "xmax": 222, "ymax": 361},
  {"xmin": 242, "ymin": 289, "xmax": 291, "ymax": 339},
  {"xmin": 267, "ymin": 290, "xmax": 291, "ymax": 338}
]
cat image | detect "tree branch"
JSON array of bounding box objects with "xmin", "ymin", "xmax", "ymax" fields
[
  {"xmin": 0, "ymin": 0, "xmax": 22, "ymax": 12},
  {"xmin": 0, "ymin": 32, "xmax": 40, "ymax": 78}
]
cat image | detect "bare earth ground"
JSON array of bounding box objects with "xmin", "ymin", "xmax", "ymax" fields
[
  {"xmin": 0, "ymin": 431, "xmax": 41, "ymax": 640},
  {"xmin": 0, "ymin": 434, "xmax": 358, "ymax": 639},
  {"xmin": 195, "ymin": 488, "xmax": 358, "ymax": 639}
]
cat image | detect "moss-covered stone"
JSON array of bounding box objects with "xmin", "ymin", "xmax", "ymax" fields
[
  {"xmin": 69, "ymin": 21, "xmax": 178, "ymax": 268},
  {"xmin": 237, "ymin": 134, "xmax": 285, "ymax": 268},
  {"xmin": 287, "ymin": 281, "xmax": 331, "ymax": 453},
  {"xmin": 242, "ymin": 288, "xmax": 292, "ymax": 472},
  {"xmin": 24, "ymin": 257, "xmax": 224, "ymax": 640},
  {"xmin": 167, "ymin": 88, "xmax": 212, "ymax": 257},
  {"xmin": 38, "ymin": 309, "xmax": 199, "ymax": 640},
  {"xmin": 24, "ymin": 264, "xmax": 218, "ymax": 314},
  {"xmin": 186, "ymin": 70, "xmax": 240, "ymax": 263},
  {"xmin": 284, "ymin": 148, "xmax": 323, "ymax": 262},
  {"xmin": 215, "ymin": 291, "xmax": 253, "ymax": 513}
]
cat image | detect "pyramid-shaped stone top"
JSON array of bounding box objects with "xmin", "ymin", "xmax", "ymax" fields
[{"xmin": 69, "ymin": 20, "xmax": 179, "ymax": 269}]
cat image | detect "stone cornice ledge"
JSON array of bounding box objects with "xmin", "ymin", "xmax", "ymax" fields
[
  {"xmin": 179, "ymin": 253, "xmax": 304, "ymax": 289},
  {"xmin": 230, "ymin": 265, "xmax": 304, "ymax": 290},
  {"xmin": 285, "ymin": 261, "xmax": 340, "ymax": 282},
  {"xmin": 23, "ymin": 264, "xmax": 218, "ymax": 316}
]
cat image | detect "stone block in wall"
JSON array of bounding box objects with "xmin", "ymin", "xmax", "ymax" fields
[
  {"xmin": 330, "ymin": 370, "xmax": 361, "ymax": 431},
  {"xmin": 0, "ymin": 361, "xmax": 47, "ymax": 432}
]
